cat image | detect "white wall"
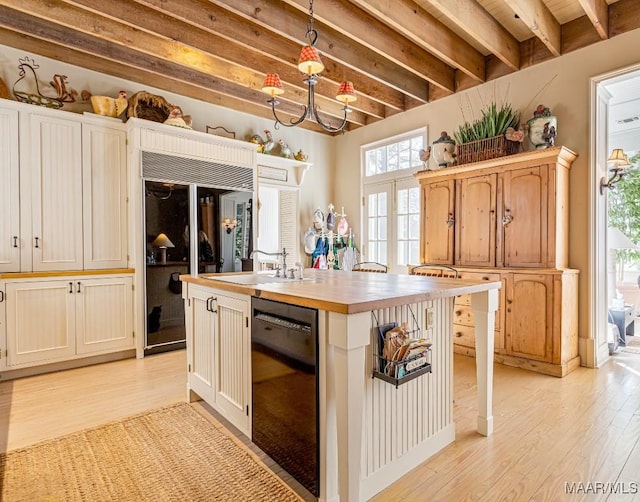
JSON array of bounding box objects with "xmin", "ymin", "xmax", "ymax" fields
[
  {"xmin": 334, "ymin": 28, "xmax": 640, "ymax": 350},
  {"xmin": 0, "ymin": 44, "xmax": 333, "ymax": 261}
]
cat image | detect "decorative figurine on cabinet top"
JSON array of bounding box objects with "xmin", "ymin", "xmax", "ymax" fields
[
  {"xmin": 527, "ymin": 104, "xmax": 557, "ymax": 149},
  {"xmin": 431, "ymin": 131, "xmax": 456, "ymax": 169}
]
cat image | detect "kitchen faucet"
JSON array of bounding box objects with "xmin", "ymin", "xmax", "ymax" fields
[{"xmin": 249, "ymin": 248, "xmax": 288, "ymax": 276}]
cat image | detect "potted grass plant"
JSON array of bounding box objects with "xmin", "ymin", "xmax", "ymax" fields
[{"xmin": 453, "ymin": 102, "xmax": 521, "ymax": 165}]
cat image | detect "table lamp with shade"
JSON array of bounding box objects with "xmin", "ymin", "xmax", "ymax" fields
[{"xmin": 152, "ymin": 232, "xmax": 175, "ymax": 265}]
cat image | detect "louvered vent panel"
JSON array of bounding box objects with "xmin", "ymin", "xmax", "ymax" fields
[
  {"xmin": 279, "ymin": 190, "xmax": 298, "ymax": 265},
  {"xmin": 142, "ymin": 151, "xmax": 254, "ymax": 191}
]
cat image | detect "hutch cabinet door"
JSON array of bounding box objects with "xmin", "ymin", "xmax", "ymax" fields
[
  {"xmin": 214, "ymin": 293, "xmax": 250, "ymax": 436},
  {"xmin": 75, "ymin": 276, "xmax": 134, "ymax": 355},
  {"xmin": 505, "ymin": 273, "xmax": 553, "ymax": 362},
  {"xmin": 0, "ymin": 106, "xmax": 20, "ymax": 273},
  {"xmin": 185, "ymin": 285, "xmax": 217, "ymax": 404},
  {"xmin": 422, "ymin": 180, "xmax": 455, "ymax": 264},
  {"xmin": 29, "ymin": 114, "xmax": 83, "ymax": 272},
  {"xmin": 82, "ymin": 124, "xmax": 128, "ymax": 269},
  {"xmin": 501, "ymin": 166, "xmax": 549, "ymax": 268},
  {"xmin": 455, "ymin": 174, "xmax": 497, "ymax": 267},
  {"xmin": 5, "ymin": 280, "xmax": 76, "ymax": 367}
]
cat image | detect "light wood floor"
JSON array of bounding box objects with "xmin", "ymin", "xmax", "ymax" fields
[{"xmin": 1, "ymin": 347, "xmax": 640, "ymax": 501}]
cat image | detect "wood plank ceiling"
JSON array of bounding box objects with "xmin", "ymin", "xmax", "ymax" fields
[{"xmin": 0, "ymin": 0, "xmax": 636, "ymax": 135}]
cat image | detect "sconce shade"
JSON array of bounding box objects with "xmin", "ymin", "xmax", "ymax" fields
[
  {"xmin": 152, "ymin": 233, "xmax": 175, "ymax": 248},
  {"xmin": 336, "ymin": 81, "xmax": 357, "ymax": 105},
  {"xmin": 262, "ymin": 73, "xmax": 285, "ymax": 97},
  {"xmin": 608, "ymin": 148, "xmax": 631, "ymax": 167},
  {"xmin": 298, "ymin": 45, "xmax": 324, "ymax": 75}
]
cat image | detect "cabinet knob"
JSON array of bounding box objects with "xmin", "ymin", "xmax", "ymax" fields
[
  {"xmin": 446, "ymin": 214, "xmax": 455, "ymax": 227},
  {"xmin": 502, "ymin": 209, "xmax": 513, "ymax": 225},
  {"xmin": 69, "ymin": 282, "xmax": 73, "ymax": 294},
  {"xmin": 13, "ymin": 236, "xmax": 18, "ymax": 248},
  {"xmin": 34, "ymin": 237, "xmax": 40, "ymax": 248},
  {"xmin": 77, "ymin": 281, "xmax": 81, "ymax": 293},
  {"xmin": 455, "ymin": 332, "xmax": 462, "ymax": 337},
  {"xmin": 455, "ymin": 310, "xmax": 462, "ymax": 316}
]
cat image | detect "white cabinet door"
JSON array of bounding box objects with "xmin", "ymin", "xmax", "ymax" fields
[
  {"xmin": 76, "ymin": 276, "xmax": 134, "ymax": 355},
  {"xmin": 214, "ymin": 293, "xmax": 250, "ymax": 435},
  {"xmin": 5, "ymin": 280, "xmax": 76, "ymax": 367},
  {"xmin": 186, "ymin": 286, "xmax": 217, "ymax": 404},
  {"xmin": 29, "ymin": 114, "xmax": 83, "ymax": 271},
  {"xmin": 82, "ymin": 125, "xmax": 128, "ymax": 269},
  {"xmin": 0, "ymin": 107, "xmax": 20, "ymax": 272}
]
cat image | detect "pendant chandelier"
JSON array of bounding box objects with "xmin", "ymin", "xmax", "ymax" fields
[{"xmin": 261, "ymin": 0, "xmax": 356, "ymax": 133}]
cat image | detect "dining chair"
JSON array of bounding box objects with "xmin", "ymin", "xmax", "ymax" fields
[
  {"xmin": 409, "ymin": 264, "xmax": 459, "ymax": 278},
  {"xmin": 352, "ymin": 261, "xmax": 388, "ymax": 273}
]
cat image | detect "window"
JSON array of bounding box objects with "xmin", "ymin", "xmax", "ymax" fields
[{"xmin": 362, "ymin": 129, "xmax": 425, "ymax": 273}]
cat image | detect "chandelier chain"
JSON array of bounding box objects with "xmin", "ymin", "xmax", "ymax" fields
[{"xmin": 306, "ymin": 0, "xmax": 315, "ymax": 44}]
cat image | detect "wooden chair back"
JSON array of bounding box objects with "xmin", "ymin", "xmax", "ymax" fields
[
  {"xmin": 409, "ymin": 264, "xmax": 459, "ymax": 279},
  {"xmin": 352, "ymin": 261, "xmax": 388, "ymax": 273}
]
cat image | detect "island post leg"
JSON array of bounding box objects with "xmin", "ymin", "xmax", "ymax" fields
[
  {"xmin": 327, "ymin": 311, "xmax": 370, "ymax": 502},
  {"xmin": 470, "ymin": 288, "xmax": 499, "ymax": 437}
]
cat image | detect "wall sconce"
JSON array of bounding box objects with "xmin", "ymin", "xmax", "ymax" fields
[
  {"xmin": 222, "ymin": 218, "xmax": 237, "ymax": 234},
  {"xmin": 600, "ymin": 148, "xmax": 631, "ymax": 194},
  {"xmin": 152, "ymin": 232, "xmax": 175, "ymax": 265}
]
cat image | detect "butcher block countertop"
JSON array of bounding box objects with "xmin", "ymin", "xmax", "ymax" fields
[{"xmin": 181, "ymin": 269, "xmax": 501, "ymax": 314}]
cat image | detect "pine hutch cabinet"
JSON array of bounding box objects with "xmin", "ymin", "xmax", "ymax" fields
[{"xmin": 416, "ymin": 146, "xmax": 579, "ymax": 376}]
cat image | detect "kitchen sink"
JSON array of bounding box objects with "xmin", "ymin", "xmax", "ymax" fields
[{"xmin": 207, "ymin": 274, "xmax": 313, "ymax": 285}]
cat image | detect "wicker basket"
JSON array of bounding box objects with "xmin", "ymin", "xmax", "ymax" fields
[{"xmin": 456, "ymin": 135, "xmax": 520, "ymax": 165}]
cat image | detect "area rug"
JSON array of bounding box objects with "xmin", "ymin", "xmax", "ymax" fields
[{"xmin": 0, "ymin": 403, "xmax": 303, "ymax": 502}]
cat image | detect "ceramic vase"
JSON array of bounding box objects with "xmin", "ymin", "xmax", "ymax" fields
[{"xmin": 431, "ymin": 132, "xmax": 456, "ymax": 169}]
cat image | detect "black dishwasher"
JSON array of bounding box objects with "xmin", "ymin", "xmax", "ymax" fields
[{"xmin": 251, "ymin": 297, "xmax": 319, "ymax": 497}]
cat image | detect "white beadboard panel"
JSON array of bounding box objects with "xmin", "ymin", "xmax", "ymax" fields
[
  {"xmin": 30, "ymin": 115, "xmax": 83, "ymax": 271},
  {"xmin": 0, "ymin": 106, "xmax": 20, "ymax": 272},
  {"xmin": 83, "ymin": 125, "xmax": 128, "ymax": 269},
  {"xmin": 215, "ymin": 294, "xmax": 250, "ymax": 436},
  {"xmin": 139, "ymin": 127, "xmax": 255, "ymax": 169},
  {"xmin": 362, "ymin": 298, "xmax": 454, "ymax": 493},
  {"xmin": 190, "ymin": 291, "xmax": 216, "ymax": 403},
  {"xmin": 279, "ymin": 189, "xmax": 299, "ymax": 266},
  {"xmin": 76, "ymin": 276, "xmax": 134, "ymax": 354},
  {"xmin": 5, "ymin": 280, "xmax": 75, "ymax": 367}
]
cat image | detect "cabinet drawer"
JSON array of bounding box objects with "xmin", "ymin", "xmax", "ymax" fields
[
  {"xmin": 454, "ymin": 298, "xmax": 501, "ymax": 330},
  {"xmin": 453, "ymin": 324, "xmax": 475, "ymax": 348}
]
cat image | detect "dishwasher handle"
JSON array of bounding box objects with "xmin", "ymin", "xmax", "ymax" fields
[{"xmin": 254, "ymin": 312, "xmax": 311, "ymax": 333}]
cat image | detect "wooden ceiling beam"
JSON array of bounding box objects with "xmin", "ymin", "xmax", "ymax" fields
[
  {"xmin": 349, "ymin": 0, "xmax": 485, "ymax": 83},
  {"xmin": 210, "ymin": 0, "xmax": 435, "ymax": 101},
  {"xmin": 0, "ymin": 5, "xmax": 350, "ymax": 132},
  {"xmin": 125, "ymin": 0, "xmax": 388, "ymax": 118},
  {"xmin": 0, "ymin": 27, "xmax": 335, "ymax": 134},
  {"xmin": 503, "ymin": 0, "xmax": 562, "ymax": 57},
  {"xmin": 6, "ymin": 0, "xmax": 367, "ymax": 125},
  {"xmin": 280, "ymin": 0, "xmax": 463, "ymax": 87},
  {"xmin": 423, "ymin": 0, "xmax": 520, "ymax": 71},
  {"xmin": 577, "ymin": 0, "xmax": 609, "ymax": 40}
]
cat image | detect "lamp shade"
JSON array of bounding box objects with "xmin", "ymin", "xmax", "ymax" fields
[
  {"xmin": 152, "ymin": 233, "xmax": 175, "ymax": 248},
  {"xmin": 608, "ymin": 227, "xmax": 637, "ymax": 250},
  {"xmin": 336, "ymin": 81, "xmax": 357, "ymax": 105},
  {"xmin": 298, "ymin": 45, "xmax": 324, "ymax": 75},
  {"xmin": 608, "ymin": 148, "xmax": 631, "ymax": 167},
  {"xmin": 261, "ymin": 73, "xmax": 285, "ymax": 97}
]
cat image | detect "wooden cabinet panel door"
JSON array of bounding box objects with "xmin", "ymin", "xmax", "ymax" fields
[
  {"xmin": 422, "ymin": 180, "xmax": 455, "ymax": 264},
  {"xmin": 501, "ymin": 166, "xmax": 549, "ymax": 267},
  {"xmin": 186, "ymin": 286, "xmax": 216, "ymax": 404},
  {"xmin": 30, "ymin": 115, "xmax": 83, "ymax": 271},
  {"xmin": 0, "ymin": 107, "xmax": 20, "ymax": 272},
  {"xmin": 76, "ymin": 276, "xmax": 134, "ymax": 354},
  {"xmin": 83, "ymin": 125, "xmax": 128, "ymax": 269},
  {"xmin": 456, "ymin": 174, "xmax": 497, "ymax": 267},
  {"xmin": 215, "ymin": 294, "xmax": 250, "ymax": 436},
  {"xmin": 6, "ymin": 280, "xmax": 76, "ymax": 367},
  {"xmin": 505, "ymin": 273, "xmax": 553, "ymax": 362}
]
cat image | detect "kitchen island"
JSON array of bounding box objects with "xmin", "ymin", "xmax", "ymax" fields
[{"xmin": 181, "ymin": 269, "xmax": 500, "ymax": 502}]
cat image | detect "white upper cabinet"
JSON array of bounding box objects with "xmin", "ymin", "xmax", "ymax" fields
[
  {"xmin": 0, "ymin": 99, "xmax": 128, "ymax": 273},
  {"xmin": 0, "ymin": 106, "xmax": 20, "ymax": 272},
  {"xmin": 82, "ymin": 124, "xmax": 128, "ymax": 269},
  {"xmin": 27, "ymin": 113, "xmax": 84, "ymax": 272}
]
